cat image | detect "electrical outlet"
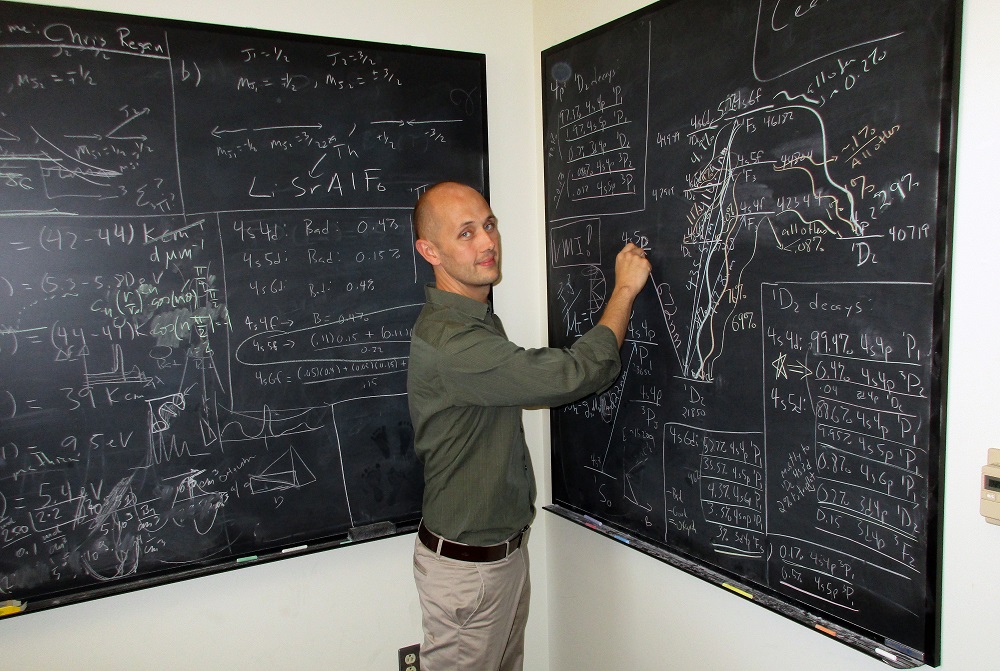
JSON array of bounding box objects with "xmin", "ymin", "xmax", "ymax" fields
[{"xmin": 398, "ymin": 643, "xmax": 420, "ymax": 671}]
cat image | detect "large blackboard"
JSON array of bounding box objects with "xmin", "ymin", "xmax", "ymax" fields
[
  {"xmin": 0, "ymin": 1, "xmax": 487, "ymax": 613},
  {"xmin": 543, "ymin": 0, "xmax": 957, "ymax": 666}
]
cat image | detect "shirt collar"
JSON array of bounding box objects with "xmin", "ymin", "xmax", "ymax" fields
[{"xmin": 424, "ymin": 284, "xmax": 492, "ymax": 321}]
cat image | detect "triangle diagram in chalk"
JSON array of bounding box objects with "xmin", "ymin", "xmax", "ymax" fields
[{"xmin": 249, "ymin": 446, "xmax": 317, "ymax": 494}]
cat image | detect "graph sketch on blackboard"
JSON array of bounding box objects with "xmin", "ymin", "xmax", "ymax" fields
[{"xmin": 543, "ymin": 0, "xmax": 957, "ymax": 666}]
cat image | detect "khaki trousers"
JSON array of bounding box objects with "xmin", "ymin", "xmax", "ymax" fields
[{"xmin": 412, "ymin": 533, "xmax": 530, "ymax": 671}]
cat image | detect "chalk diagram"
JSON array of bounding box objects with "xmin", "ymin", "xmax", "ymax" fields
[
  {"xmin": 250, "ymin": 447, "xmax": 317, "ymax": 494},
  {"xmin": 656, "ymin": 93, "xmax": 868, "ymax": 384}
]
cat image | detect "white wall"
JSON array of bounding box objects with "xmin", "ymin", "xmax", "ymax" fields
[
  {"xmin": 4, "ymin": 1, "xmax": 995, "ymax": 670},
  {"xmin": 2, "ymin": 1, "xmax": 542, "ymax": 669},
  {"xmin": 535, "ymin": 1, "xmax": 1000, "ymax": 670}
]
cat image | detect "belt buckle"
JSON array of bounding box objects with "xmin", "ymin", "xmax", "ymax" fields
[{"xmin": 504, "ymin": 527, "xmax": 525, "ymax": 557}]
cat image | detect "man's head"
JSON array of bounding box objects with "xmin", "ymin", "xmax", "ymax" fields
[{"xmin": 413, "ymin": 182, "xmax": 501, "ymax": 302}]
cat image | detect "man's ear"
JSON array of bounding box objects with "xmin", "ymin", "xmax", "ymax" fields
[{"xmin": 414, "ymin": 239, "xmax": 441, "ymax": 266}]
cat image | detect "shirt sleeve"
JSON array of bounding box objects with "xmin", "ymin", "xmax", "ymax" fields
[{"xmin": 435, "ymin": 323, "xmax": 622, "ymax": 408}]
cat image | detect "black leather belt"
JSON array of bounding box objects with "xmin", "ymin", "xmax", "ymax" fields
[{"xmin": 418, "ymin": 521, "xmax": 526, "ymax": 562}]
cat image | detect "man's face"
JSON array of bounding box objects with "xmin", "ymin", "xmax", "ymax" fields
[{"xmin": 417, "ymin": 184, "xmax": 502, "ymax": 300}]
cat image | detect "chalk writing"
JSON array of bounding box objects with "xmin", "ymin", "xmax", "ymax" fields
[
  {"xmin": 0, "ymin": 1, "xmax": 485, "ymax": 611},
  {"xmin": 544, "ymin": 0, "xmax": 954, "ymax": 665}
]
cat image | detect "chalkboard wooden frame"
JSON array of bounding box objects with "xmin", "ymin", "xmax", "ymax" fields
[
  {"xmin": 0, "ymin": 1, "xmax": 487, "ymax": 616},
  {"xmin": 542, "ymin": 0, "xmax": 959, "ymax": 666}
]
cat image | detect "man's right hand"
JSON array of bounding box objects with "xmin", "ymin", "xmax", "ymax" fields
[
  {"xmin": 597, "ymin": 243, "xmax": 653, "ymax": 346},
  {"xmin": 614, "ymin": 243, "xmax": 652, "ymax": 298}
]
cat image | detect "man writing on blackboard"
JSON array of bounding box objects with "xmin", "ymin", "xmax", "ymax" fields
[{"xmin": 407, "ymin": 181, "xmax": 651, "ymax": 670}]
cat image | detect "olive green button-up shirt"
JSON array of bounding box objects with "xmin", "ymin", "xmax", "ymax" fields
[{"xmin": 407, "ymin": 285, "xmax": 622, "ymax": 546}]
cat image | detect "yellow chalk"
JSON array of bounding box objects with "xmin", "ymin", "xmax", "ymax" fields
[
  {"xmin": 0, "ymin": 601, "xmax": 25, "ymax": 617},
  {"xmin": 721, "ymin": 582, "xmax": 753, "ymax": 599}
]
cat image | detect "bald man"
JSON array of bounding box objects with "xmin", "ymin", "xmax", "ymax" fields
[{"xmin": 407, "ymin": 182, "xmax": 650, "ymax": 670}]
